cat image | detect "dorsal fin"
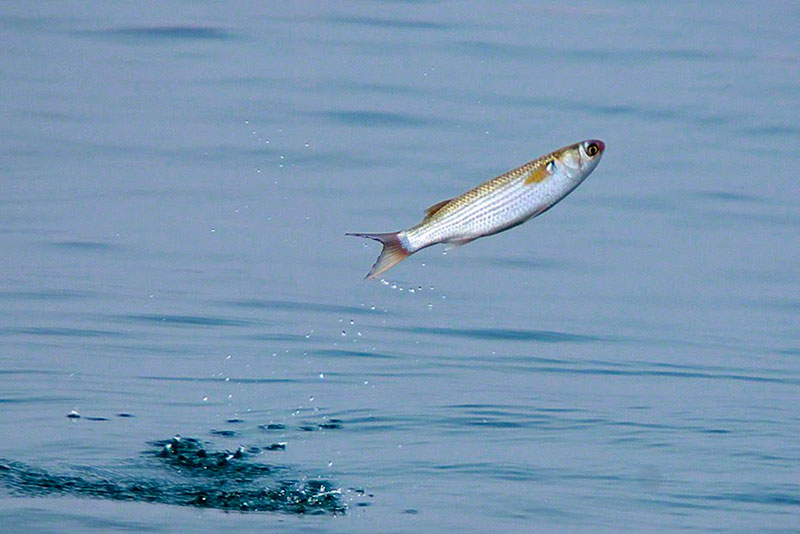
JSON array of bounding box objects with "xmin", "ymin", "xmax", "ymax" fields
[{"xmin": 424, "ymin": 198, "xmax": 452, "ymax": 219}]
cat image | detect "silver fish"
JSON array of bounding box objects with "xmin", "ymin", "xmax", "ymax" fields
[{"xmin": 348, "ymin": 139, "xmax": 605, "ymax": 279}]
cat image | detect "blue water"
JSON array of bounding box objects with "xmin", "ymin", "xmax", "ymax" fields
[{"xmin": 2, "ymin": 1, "xmax": 799, "ymax": 531}]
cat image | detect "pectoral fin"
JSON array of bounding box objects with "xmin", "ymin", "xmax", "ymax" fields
[{"xmin": 524, "ymin": 164, "xmax": 550, "ymax": 185}]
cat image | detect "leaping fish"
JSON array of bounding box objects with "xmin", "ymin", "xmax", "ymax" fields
[{"xmin": 348, "ymin": 139, "xmax": 605, "ymax": 279}]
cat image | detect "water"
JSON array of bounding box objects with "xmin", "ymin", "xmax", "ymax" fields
[{"xmin": 1, "ymin": 1, "xmax": 799, "ymax": 531}]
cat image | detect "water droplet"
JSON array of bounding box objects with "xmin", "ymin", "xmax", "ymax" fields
[
  {"xmin": 319, "ymin": 373, "xmax": 325, "ymax": 379},
  {"xmin": 341, "ymin": 330, "xmax": 346, "ymax": 337},
  {"xmin": 202, "ymin": 396, "xmax": 209, "ymax": 402}
]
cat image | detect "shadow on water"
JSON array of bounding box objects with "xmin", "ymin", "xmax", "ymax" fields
[{"xmin": 0, "ymin": 436, "xmax": 346, "ymax": 515}]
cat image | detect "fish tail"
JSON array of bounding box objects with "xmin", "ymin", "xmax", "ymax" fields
[{"xmin": 346, "ymin": 232, "xmax": 411, "ymax": 280}]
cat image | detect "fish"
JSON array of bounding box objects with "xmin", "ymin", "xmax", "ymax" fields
[{"xmin": 347, "ymin": 139, "xmax": 605, "ymax": 279}]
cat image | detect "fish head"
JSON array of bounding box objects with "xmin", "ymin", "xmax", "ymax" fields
[{"xmin": 554, "ymin": 139, "xmax": 605, "ymax": 181}]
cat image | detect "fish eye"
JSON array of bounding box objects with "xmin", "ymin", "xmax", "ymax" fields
[{"xmin": 585, "ymin": 142, "xmax": 600, "ymax": 157}]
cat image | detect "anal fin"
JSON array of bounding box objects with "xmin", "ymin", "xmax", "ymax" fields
[{"xmin": 444, "ymin": 237, "xmax": 476, "ymax": 250}]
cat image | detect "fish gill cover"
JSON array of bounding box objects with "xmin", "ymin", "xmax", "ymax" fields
[{"xmin": 0, "ymin": 436, "xmax": 347, "ymax": 515}]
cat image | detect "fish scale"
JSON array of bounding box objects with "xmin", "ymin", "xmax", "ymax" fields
[{"xmin": 348, "ymin": 139, "xmax": 605, "ymax": 279}]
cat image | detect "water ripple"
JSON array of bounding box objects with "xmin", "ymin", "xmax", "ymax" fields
[
  {"xmin": 113, "ymin": 313, "xmax": 256, "ymax": 328},
  {"xmin": 75, "ymin": 26, "xmax": 237, "ymax": 42},
  {"xmin": 220, "ymin": 298, "xmax": 380, "ymax": 316},
  {"xmin": 394, "ymin": 326, "xmax": 602, "ymax": 343},
  {"xmin": 0, "ymin": 327, "xmax": 128, "ymax": 338},
  {"xmin": 311, "ymin": 110, "xmax": 434, "ymax": 128}
]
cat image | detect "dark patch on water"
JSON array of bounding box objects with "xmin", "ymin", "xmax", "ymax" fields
[
  {"xmin": 313, "ymin": 110, "xmax": 432, "ymax": 128},
  {"xmin": 396, "ymin": 326, "xmax": 601, "ymax": 343},
  {"xmin": 0, "ymin": 436, "xmax": 346, "ymax": 515},
  {"xmin": 47, "ymin": 240, "xmax": 119, "ymax": 252},
  {"xmin": 259, "ymin": 423, "xmax": 286, "ymax": 431},
  {"xmin": 139, "ymin": 376, "xmax": 298, "ymax": 385},
  {"xmin": 311, "ymin": 348, "xmax": 397, "ymax": 360},
  {"xmin": 220, "ymin": 298, "xmax": 380, "ymax": 316},
  {"xmin": 319, "ymin": 419, "xmax": 344, "ymax": 430},
  {"xmin": 324, "ymin": 15, "xmax": 449, "ymax": 30},
  {"xmin": 209, "ymin": 429, "xmax": 237, "ymax": 438},
  {"xmin": 1, "ymin": 326, "xmax": 128, "ymax": 339},
  {"xmin": 116, "ymin": 313, "xmax": 255, "ymax": 328},
  {"xmin": 695, "ymin": 190, "xmax": 764, "ymax": 204},
  {"xmin": 453, "ymin": 40, "xmax": 724, "ymax": 63},
  {"xmin": 0, "ymin": 289, "xmax": 96, "ymax": 301},
  {"xmin": 77, "ymin": 26, "xmax": 236, "ymax": 42},
  {"xmin": 675, "ymin": 489, "xmax": 800, "ymax": 507}
]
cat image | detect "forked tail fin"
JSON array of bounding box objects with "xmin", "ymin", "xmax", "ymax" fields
[{"xmin": 346, "ymin": 232, "xmax": 411, "ymax": 280}]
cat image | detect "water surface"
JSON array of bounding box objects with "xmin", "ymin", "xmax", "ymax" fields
[{"xmin": 1, "ymin": 1, "xmax": 799, "ymax": 532}]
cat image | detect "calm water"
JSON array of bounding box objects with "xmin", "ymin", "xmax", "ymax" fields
[{"xmin": 2, "ymin": 1, "xmax": 799, "ymax": 532}]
